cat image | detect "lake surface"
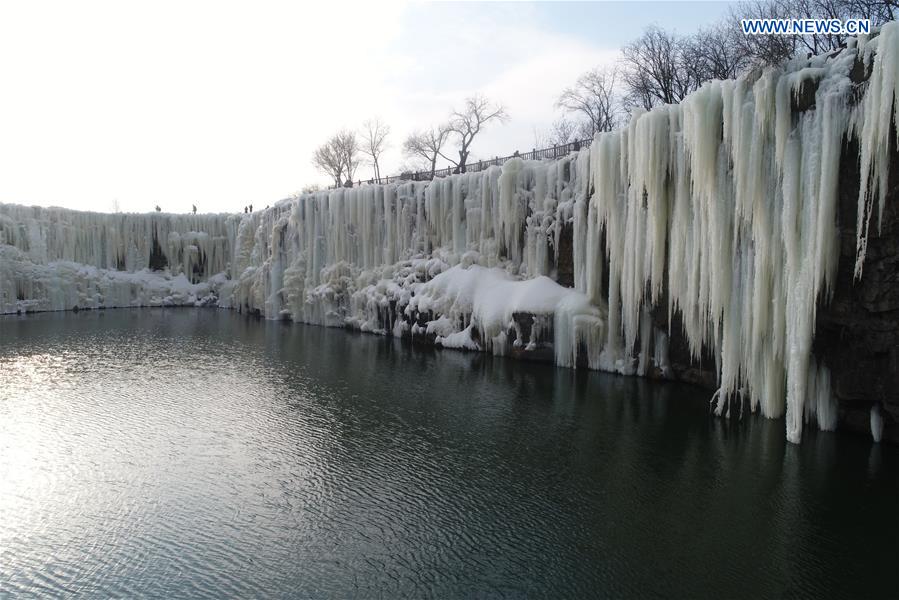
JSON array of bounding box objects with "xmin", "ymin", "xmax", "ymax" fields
[{"xmin": 1, "ymin": 309, "xmax": 897, "ymax": 598}]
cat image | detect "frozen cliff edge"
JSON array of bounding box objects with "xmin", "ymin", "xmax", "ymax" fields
[
  {"xmin": 0, "ymin": 206, "xmax": 238, "ymax": 312},
  {"xmin": 3, "ymin": 24, "xmax": 899, "ymax": 444}
]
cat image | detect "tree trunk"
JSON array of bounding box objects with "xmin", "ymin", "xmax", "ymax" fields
[{"xmin": 459, "ymin": 149, "xmax": 468, "ymax": 174}]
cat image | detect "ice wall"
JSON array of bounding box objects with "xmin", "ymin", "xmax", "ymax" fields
[
  {"xmin": 225, "ymin": 152, "xmax": 594, "ymax": 328},
  {"xmin": 2, "ymin": 24, "xmax": 898, "ymax": 443},
  {"xmin": 0, "ymin": 205, "xmax": 238, "ymax": 312}
]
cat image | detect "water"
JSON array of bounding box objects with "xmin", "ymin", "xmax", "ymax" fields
[{"xmin": 1, "ymin": 309, "xmax": 897, "ymax": 598}]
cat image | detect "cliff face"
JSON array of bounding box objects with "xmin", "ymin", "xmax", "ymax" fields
[
  {"xmin": 623, "ymin": 54, "xmax": 899, "ymax": 442},
  {"xmin": 555, "ymin": 131, "xmax": 899, "ymax": 442},
  {"xmin": 814, "ymin": 136, "xmax": 899, "ymax": 442}
]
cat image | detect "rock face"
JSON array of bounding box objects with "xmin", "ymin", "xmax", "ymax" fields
[
  {"xmin": 556, "ymin": 223, "xmax": 575, "ymax": 289},
  {"xmin": 815, "ymin": 136, "xmax": 899, "ymax": 443},
  {"xmin": 650, "ymin": 308, "xmax": 718, "ymax": 391}
]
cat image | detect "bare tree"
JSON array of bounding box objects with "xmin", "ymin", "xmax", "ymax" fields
[
  {"xmin": 403, "ymin": 125, "xmax": 452, "ymax": 178},
  {"xmin": 784, "ymin": 0, "xmax": 855, "ymax": 54},
  {"xmin": 534, "ymin": 117, "xmax": 580, "ymax": 149},
  {"xmin": 727, "ymin": 0, "xmax": 897, "ymax": 70},
  {"xmin": 335, "ymin": 129, "xmax": 361, "ymax": 184},
  {"xmin": 621, "ymin": 26, "xmax": 702, "ymax": 110},
  {"xmin": 728, "ymin": 0, "xmax": 809, "ymax": 67},
  {"xmin": 556, "ymin": 67, "xmax": 620, "ymax": 136},
  {"xmin": 395, "ymin": 159, "xmax": 429, "ymax": 178},
  {"xmin": 312, "ymin": 139, "xmax": 344, "ymax": 188},
  {"xmin": 361, "ymin": 118, "xmax": 390, "ymax": 181},
  {"xmin": 846, "ymin": 0, "xmax": 897, "ymax": 23},
  {"xmin": 312, "ymin": 130, "xmax": 361, "ymax": 187},
  {"xmin": 445, "ymin": 95, "xmax": 509, "ymax": 173},
  {"xmin": 689, "ymin": 22, "xmax": 751, "ymax": 81}
]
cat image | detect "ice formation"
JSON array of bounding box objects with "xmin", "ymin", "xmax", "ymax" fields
[
  {"xmin": 0, "ymin": 205, "xmax": 236, "ymax": 312},
  {"xmin": 2, "ymin": 24, "xmax": 899, "ymax": 443},
  {"xmin": 871, "ymin": 404, "xmax": 885, "ymax": 442}
]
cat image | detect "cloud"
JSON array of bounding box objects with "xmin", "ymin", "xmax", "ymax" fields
[{"xmin": 0, "ymin": 0, "xmax": 619, "ymax": 213}]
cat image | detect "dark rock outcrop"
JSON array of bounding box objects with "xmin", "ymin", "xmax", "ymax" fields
[
  {"xmin": 508, "ymin": 311, "xmax": 555, "ymax": 363},
  {"xmin": 651, "ymin": 307, "xmax": 718, "ymax": 391},
  {"xmin": 556, "ymin": 223, "xmax": 575, "ymax": 288},
  {"xmin": 815, "ymin": 134, "xmax": 899, "ymax": 443},
  {"xmin": 148, "ymin": 230, "xmax": 168, "ymax": 271}
]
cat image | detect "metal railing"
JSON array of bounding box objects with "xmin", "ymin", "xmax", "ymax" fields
[{"xmin": 328, "ymin": 139, "xmax": 591, "ymax": 190}]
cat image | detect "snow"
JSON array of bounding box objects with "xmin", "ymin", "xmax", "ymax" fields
[
  {"xmin": 406, "ymin": 264, "xmax": 596, "ymax": 353},
  {"xmin": 437, "ymin": 324, "xmax": 481, "ymax": 351},
  {"xmin": 3, "ymin": 23, "xmax": 899, "ymax": 443}
]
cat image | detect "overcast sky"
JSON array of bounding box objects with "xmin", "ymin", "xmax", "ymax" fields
[{"xmin": 0, "ymin": 1, "xmax": 731, "ymax": 214}]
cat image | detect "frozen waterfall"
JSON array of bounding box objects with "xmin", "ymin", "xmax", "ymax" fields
[{"xmin": 2, "ymin": 23, "xmax": 899, "ymax": 443}]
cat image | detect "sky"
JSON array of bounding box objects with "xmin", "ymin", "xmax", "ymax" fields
[{"xmin": 0, "ymin": 1, "xmax": 733, "ymax": 214}]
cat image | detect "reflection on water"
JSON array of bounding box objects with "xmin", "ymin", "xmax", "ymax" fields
[{"xmin": 0, "ymin": 309, "xmax": 897, "ymax": 598}]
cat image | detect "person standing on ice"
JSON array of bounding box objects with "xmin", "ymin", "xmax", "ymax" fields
[{"xmin": 192, "ymin": 204, "xmax": 196, "ymax": 214}]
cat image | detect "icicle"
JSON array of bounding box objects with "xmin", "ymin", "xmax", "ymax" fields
[
  {"xmin": 854, "ymin": 22, "xmax": 899, "ymax": 278},
  {"xmin": 871, "ymin": 404, "xmax": 884, "ymax": 443}
]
